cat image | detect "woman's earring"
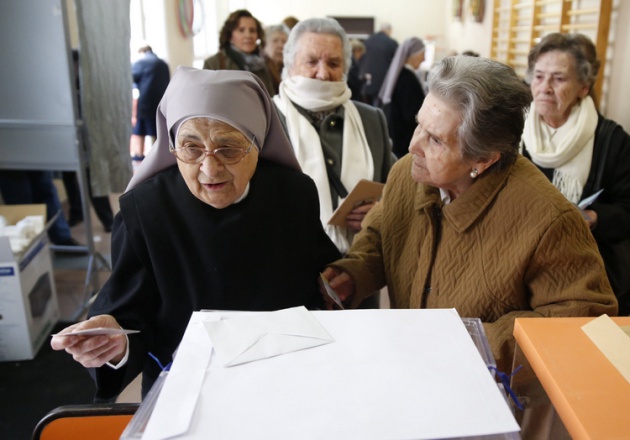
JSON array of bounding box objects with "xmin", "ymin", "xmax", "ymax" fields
[{"xmin": 470, "ymin": 168, "xmax": 479, "ymax": 179}]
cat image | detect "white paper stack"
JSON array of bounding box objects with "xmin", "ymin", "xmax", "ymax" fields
[{"xmin": 0, "ymin": 214, "xmax": 45, "ymax": 254}]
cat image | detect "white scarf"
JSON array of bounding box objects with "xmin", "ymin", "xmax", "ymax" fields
[
  {"xmin": 274, "ymin": 76, "xmax": 375, "ymax": 252},
  {"xmin": 522, "ymin": 96, "xmax": 598, "ymax": 204}
]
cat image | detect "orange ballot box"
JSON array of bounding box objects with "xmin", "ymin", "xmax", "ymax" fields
[{"xmin": 511, "ymin": 316, "xmax": 630, "ymax": 440}]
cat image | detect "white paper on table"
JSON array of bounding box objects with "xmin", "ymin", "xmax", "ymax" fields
[
  {"xmin": 203, "ymin": 306, "xmax": 335, "ymax": 367},
  {"xmin": 141, "ymin": 313, "xmax": 218, "ymax": 440},
  {"xmin": 142, "ymin": 308, "xmax": 520, "ymax": 440}
]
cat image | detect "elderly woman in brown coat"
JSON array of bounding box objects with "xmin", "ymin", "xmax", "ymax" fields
[{"xmin": 322, "ymin": 56, "xmax": 617, "ymax": 373}]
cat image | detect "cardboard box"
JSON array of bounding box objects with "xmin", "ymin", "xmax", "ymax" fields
[{"xmin": 0, "ymin": 205, "xmax": 59, "ymax": 361}]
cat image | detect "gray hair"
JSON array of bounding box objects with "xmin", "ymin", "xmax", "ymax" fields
[
  {"xmin": 265, "ymin": 24, "xmax": 289, "ymax": 38},
  {"xmin": 283, "ymin": 17, "xmax": 352, "ymax": 78},
  {"xmin": 350, "ymin": 38, "xmax": 366, "ymax": 54},
  {"xmin": 427, "ymin": 56, "xmax": 531, "ymax": 171},
  {"xmin": 525, "ymin": 33, "xmax": 600, "ymax": 103}
]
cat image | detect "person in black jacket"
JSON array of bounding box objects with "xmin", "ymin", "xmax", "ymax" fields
[
  {"xmin": 50, "ymin": 68, "xmax": 340, "ymax": 402},
  {"xmin": 359, "ymin": 23, "xmax": 398, "ymax": 106},
  {"xmin": 131, "ymin": 45, "xmax": 170, "ymax": 164}
]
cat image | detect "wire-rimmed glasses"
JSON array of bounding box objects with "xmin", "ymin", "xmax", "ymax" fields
[{"xmin": 170, "ymin": 136, "xmax": 256, "ymax": 165}]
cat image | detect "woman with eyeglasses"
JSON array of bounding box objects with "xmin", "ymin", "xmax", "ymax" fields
[
  {"xmin": 51, "ymin": 67, "xmax": 340, "ymax": 402},
  {"xmin": 521, "ymin": 33, "xmax": 630, "ymax": 315}
]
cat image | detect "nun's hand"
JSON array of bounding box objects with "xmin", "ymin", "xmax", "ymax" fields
[{"xmin": 50, "ymin": 315, "xmax": 127, "ymax": 368}]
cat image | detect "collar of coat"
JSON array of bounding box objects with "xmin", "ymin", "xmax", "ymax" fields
[{"xmin": 414, "ymin": 157, "xmax": 519, "ymax": 233}]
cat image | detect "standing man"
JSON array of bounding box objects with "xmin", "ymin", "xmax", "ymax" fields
[
  {"xmin": 131, "ymin": 45, "xmax": 170, "ymax": 168},
  {"xmin": 273, "ymin": 18, "xmax": 394, "ymax": 307},
  {"xmin": 359, "ymin": 23, "xmax": 398, "ymax": 106}
]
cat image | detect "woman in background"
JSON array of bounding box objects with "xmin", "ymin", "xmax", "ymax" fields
[
  {"xmin": 378, "ymin": 37, "xmax": 426, "ymax": 158},
  {"xmin": 263, "ymin": 24, "xmax": 288, "ymax": 94},
  {"xmin": 203, "ymin": 9, "xmax": 275, "ymax": 95},
  {"xmin": 521, "ymin": 33, "xmax": 630, "ymax": 315}
]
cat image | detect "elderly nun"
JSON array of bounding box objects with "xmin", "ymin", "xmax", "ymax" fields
[
  {"xmin": 51, "ymin": 67, "xmax": 340, "ymax": 402},
  {"xmin": 378, "ymin": 37, "xmax": 426, "ymax": 158}
]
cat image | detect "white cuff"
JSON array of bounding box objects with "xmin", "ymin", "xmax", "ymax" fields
[{"xmin": 105, "ymin": 335, "xmax": 130, "ymax": 370}]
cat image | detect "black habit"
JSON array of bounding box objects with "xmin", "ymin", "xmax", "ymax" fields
[{"xmin": 88, "ymin": 159, "xmax": 341, "ymax": 400}]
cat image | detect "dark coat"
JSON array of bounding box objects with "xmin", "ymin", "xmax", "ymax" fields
[
  {"xmin": 132, "ymin": 52, "xmax": 170, "ymax": 119},
  {"xmin": 385, "ymin": 67, "xmax": 425, "ymax": 158},
  {"xmin": 203, "ymin": 49, "xmax": 275, "ymax": 96},
  {"xmin": 88, "ymin": 160, "xmax": 340, "ymax": 400},
  {"xmin": 523, "ymin": 114, "xmax": 630, "ymax": 313},
  {"xmin": 359, "ymin": 32, "xmax": 398, "ymax": 101}
]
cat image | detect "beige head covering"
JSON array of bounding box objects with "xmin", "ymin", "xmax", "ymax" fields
[{"xmin": 127, "ymin": 67, "xmax": 300, "ymax": 191}]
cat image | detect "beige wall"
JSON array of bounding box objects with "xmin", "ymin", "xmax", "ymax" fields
[
  {"xmin": 233, "ymin": 0, "xmax": 630, "ymax": 128},
  {"xmin": 241, "ymin": 0, "xmax": 448, "ymax": 43},
  {"xmin": 90, "ymin": 0, "xmax": 629, "ymax": 129},
  {"xmin": 441, "ymin": 0, "xmax": 629, "ymax": 129},
  {"xmin": 605, "ymin": 0, "xmax": 630, "ymax": 130}
]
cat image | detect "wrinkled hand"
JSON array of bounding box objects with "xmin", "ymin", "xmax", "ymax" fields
[
  {"xmin": 581, "ymin": 209, "xmax": 598, "ymax": 229},
  {"xmin": 321, "ymin": 267, "xmax": 356, "ymax": 310},
  {"xmin": 50, "ymin": 315, "xmax": 127, "ymax": 368},
  {"xmin": 346, "ymin": 201, "xmax": 376, "ymax": 232}
]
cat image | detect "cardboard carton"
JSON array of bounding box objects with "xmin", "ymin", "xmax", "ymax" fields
[{"xmin": 0, "ymin": 205, "xmax": 59, "ymax": 361}]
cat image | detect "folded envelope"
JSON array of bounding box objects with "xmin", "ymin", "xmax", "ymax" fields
[{"xmin": 203, "ymin": 306, "xmax": 334, "ymax": 367}]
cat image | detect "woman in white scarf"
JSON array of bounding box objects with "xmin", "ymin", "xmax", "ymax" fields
[
  {"xmin": 521, "ymin": 33, "xmax": 630, "ymax": 315},
  {"xmin": 521, "ymin": 33, "xmax": 597, "ymax": 209},
  {"xmin": 273, "ymin": 18, "xmax": 378, "ymax": 253}
]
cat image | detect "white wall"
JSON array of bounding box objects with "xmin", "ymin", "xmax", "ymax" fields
[
  {"xmin": 239, "ymin": 0, "xmax": 448, "ymax": 47},
  {"xmin": 133, "ymin": 0, "xmax": 193, "ymax": 72},
  {"xmin": 444, "ymin": 0, "xmax": 493, "ymax": 57},
  {"xmin": 138, "ymin": 0, "xmax": 629, "ymax": 129},
  {"xmin": 605, "ymin": 0, "xmax": 630, "ymax": 130}
]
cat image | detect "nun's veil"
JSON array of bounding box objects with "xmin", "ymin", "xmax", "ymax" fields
[
  {"xmin": 377, "ymin": 37, "xmax": 425, "ymax": 106},
  {"xmin": 127, "ymin": 67, "xmax": 299, "ymax": 191}
]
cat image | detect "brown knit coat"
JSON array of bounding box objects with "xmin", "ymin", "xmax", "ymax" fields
[{"xmin": 332, "ymin": 154, "xmax": 618, "ymax": 372}]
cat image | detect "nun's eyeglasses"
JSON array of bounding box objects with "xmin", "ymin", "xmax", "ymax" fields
[{"xmin": 170, "ymin": 136, "xmax": 255, "ymax": 165}]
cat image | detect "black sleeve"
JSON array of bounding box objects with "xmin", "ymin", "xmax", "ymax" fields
[
  {"xmin": 589, "ymin": 121, "xmax": 630, "ymax": 243},
  {"xmin": 88, "ymin": 208, "xmax": 160, "ymax": 401}
]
